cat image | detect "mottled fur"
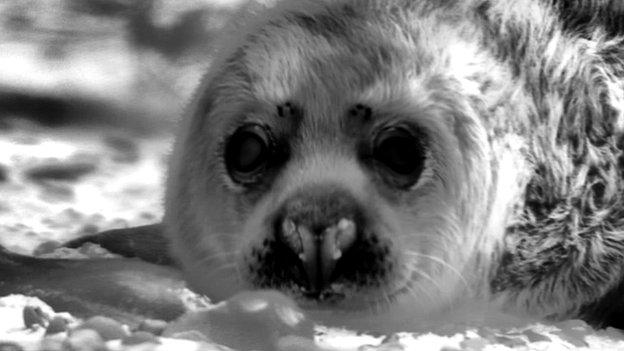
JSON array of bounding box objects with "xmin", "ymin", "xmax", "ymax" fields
[
  {"xmin": 164, "ymin": 0, "xmax": 624, "ymax": 328},
  {"xmin": 481, "ymin": 0, "xmax": 624, "ymax": 326}
]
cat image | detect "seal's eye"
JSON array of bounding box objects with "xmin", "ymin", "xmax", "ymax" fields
[
  {"xmin": 372, "ymin": 126, "xmax": 426, "ymax": 187},
  {"xmin": 225, "ymin": 124, "xmax": 273, "ymax": 183}
]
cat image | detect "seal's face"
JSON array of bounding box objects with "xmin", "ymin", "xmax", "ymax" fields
[{"xmin": 166, "ymin": 2, "xmax": 513, "ymax": 317}]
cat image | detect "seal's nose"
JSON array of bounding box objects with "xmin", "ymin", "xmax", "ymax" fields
[
  {"xmin": 279, "ymin": 217, "xmax": 357, "ymax": 295},
  {"xmin": 274, "ymin": 187, "xmax": 362, "ymax": 295}
]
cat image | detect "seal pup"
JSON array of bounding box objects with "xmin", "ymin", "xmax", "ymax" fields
[
  {"xmin": 163, "ymin": 0, "xmax": 624, "ymax": 329},
  {"xmin": 1, "ymin": 0, "xmax": 624, "ymax": 331}
]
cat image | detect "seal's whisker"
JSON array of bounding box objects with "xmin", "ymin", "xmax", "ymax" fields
[
  {"xmin": 406, "ymin": 262, "xmax": 445, "ymax": 297},
  {"xmin": 404, "ymin": 251, "xmax": 471, "ymax": 292},
  {"xmin": 195, "ymin": 250, "xmax": 239, "ymax": 265},
  {"xmin": 379, "ymin": 288, "xmax": 396, "ymax": 311},
  {"xmin": 403, "ymin": 278, "xmax": 437, "ymax": 306},
  {"xmin": 204, "ymin": 262, "xmax": 239, "ymax": 276}
]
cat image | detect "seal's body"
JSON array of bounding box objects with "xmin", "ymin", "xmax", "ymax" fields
[
  {"xmin": 164, "ymin": 0, "xmax": 624, "ymax": 327},
  {"xmin": 1, "ymin": 0, "xmax": 624, "ymax": 331}
]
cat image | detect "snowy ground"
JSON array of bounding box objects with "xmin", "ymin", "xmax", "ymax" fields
[{"xmin": 0, "ymin": 121, "xmax": 169, "ymax": 255}]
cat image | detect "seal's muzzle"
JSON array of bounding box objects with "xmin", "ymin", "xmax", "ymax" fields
[{"xmin": 273, "ymin": 186, "xmax": 365, "ymax": 296}]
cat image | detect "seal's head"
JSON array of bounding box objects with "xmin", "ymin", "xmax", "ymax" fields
[{"xmin": 164, "ymin": 0, "xmax": 527, "ymax": 324}]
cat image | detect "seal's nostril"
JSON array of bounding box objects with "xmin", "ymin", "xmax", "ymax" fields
[
  {"xmin": 321, "ymin": 218, "xmax": 356, "ymax": 262},
  {"xmin": 336, "ymin": 218, "xmax": 357, "ymax": 256},
  {"xmin": 280, "ymin": 219, "xmax": 302, "ymax": 255}
]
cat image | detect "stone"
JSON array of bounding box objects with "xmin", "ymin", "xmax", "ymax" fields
[
  {"xmin": 33, "ymin": 240, "xmax": 62, "ymax": 256},
  {"xmin": 45, "ymin": 315, "xmax": 70, "ymax": 335},
  {"xmin": 104, "ymin": 135, "xmax": 140, "ymax": 163},
  {"xmin": 74, "ymin": 316, "xmax": 127, "ymax": 341},
  {"xmin": 64, "ymin": 329, "xmax": 107, "ymax": 351},
  {"xmin": 22, "ymin": 305, "xmax": 48, "ymax": 329},
  {"xmin": 137, "ymin": 319, "xmax": 168, "ymax": 336},
  {"xmin": 26, "ymin": 161, "xmax": 96, "ymax": 183},
  {"xmin": 495, "ymin": 335, "xmax": 526, "ymax": 348},
  {"xmin": 522, "ymin": 329, "xmax": 551, "ymax": 342},
  {"xmin": 0, "ymin": 164, "xmax": 8, "ymax": 183}
]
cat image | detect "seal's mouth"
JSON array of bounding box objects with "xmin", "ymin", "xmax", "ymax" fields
[
  {"xmin": 245, "ymin": 225, "xmax": 397, "ymax": 307},
  {"xmin": 290, "ymin": 278, "xmax": 418, "ymax": 315},
  {"xmin": 296, "ymin": 285, "xmax": 348, "ymax": 307}
]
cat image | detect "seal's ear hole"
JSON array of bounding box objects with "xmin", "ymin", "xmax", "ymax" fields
[{"xmin": 225, "ymin": 124, "xmax": 274, "ymax": 184}]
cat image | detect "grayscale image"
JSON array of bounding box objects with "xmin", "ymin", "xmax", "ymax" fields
[{"xmin": 0, "ymin": 0, "xmax": 623, "ymax": 350}]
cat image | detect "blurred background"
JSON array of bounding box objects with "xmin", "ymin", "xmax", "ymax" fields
[{"xmin": 0, "ymin": 0, "xmax": 243, "ymax": 254}]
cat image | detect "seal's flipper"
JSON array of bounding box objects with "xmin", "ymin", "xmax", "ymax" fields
[
  {"xmin": 64, "ymin": 223, "xmax": 175, "ymax": 266},
  {"xmin": 0, "ymin": 246, "xmax": 188, "ymax": 324}
]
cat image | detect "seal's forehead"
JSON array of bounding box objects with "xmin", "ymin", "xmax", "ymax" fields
[
  {"xmin": 239, "ymin": 7, "xmax": 422, "ymax": 107},
  {"xmin": 200, "ymin": 1, "xmax": 487, "ymax": 140}
]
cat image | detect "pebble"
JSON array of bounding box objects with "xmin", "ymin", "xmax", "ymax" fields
[
  {"xmin": 104, "ymin": 135, "xmax": 140, "ymax": 163},
  {"xmin": 139, "ymin": 211, "xmax": 157, "ymax": 221},
  {"xmin": 38, "ymin": 181, "xmax": 75, "ymax": 202},
  {"xmin": 0, "ymin": 164, "xmax": 8, "ymax": 183},
  {"xmin": 57, "ymin": 207, "xmax": 85, "ymax": 223},
  {"xmin": 122, "ymin": 331, "xmax": 160, "ymax": 345},
  {"xmin": 26, "ymin": 160, "xmax": 97, "ymax": 183},
  {"xmin": 33, "ymin": 240, "xmax": 62, "ymax": 256},
  {"xmin": 45, "ymin": 315, "xmax": 70, "ymax": 335},
  {"xmin": 75, "ymin": 224, "xmax": 100, "ymax": 238},
  {"xmin": 522, "ymin": 329, "xmax": 551, "ymax": 342},
  {"xmin": 0, "ymin": 342, "xmax": 24, "ymax": 351},
  {"xmin": 74, "ymin": 316, "xmax": 128, "ymax": 341},
  {"xmin": 494, "ymin": 335, "xmax": 526, "ymax": 348},
  {"xmin": 64, "ymin": 329, "xmax": 107, "ymax": 351},
  {"xmin": 22, "ymin": 305, "xmax": 48, "ymax": 329},
  {"xmin": 374, "ymin": 334, "xmax": 404, "ymax": 351},
  {"xmin": 137, "ymin": 319, "xmax": 168, "ymax": 335}
]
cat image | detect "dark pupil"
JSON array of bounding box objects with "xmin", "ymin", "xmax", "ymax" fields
[
  {"xmin": 230, "ymin": 132, "xmax": 267, "ymax": 173},
  {"xmin": 375, "ymin": 132, "xmax": 423, "ymax": 175}
]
